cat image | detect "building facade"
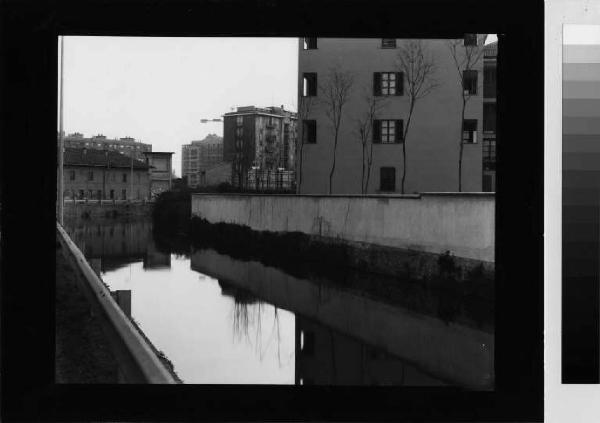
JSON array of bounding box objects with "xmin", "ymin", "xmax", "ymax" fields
[
  {"xmin": 143, "ymin": 152, "xmax": 173, "ymax": 198},
  {"xmin": 62, "ymin": 148, "xmax": 151, "ymax": 200},
  {"xmin": 181, "ymin": 134, "xmax": 224, "ymax": 187},
  {"xmin": 482, "ymin": 41, "xmax": 497, "ymax": 192},
  {"xmin": 223, "ymin": 106, "xmax": 297, "ymax": 188},
  {"xmin": 59, "ymin": 132, "xmax": 152, "ymax": 161},
  {"xmin": 297, "ymin": 37, "xmax": 489, "ymax": 194}
]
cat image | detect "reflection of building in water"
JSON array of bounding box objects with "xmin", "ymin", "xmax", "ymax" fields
[
  {"xmin": 294, "ymin": 316, "xmax": 446, "ymax": 386},
  {"xmin": 110, "ymin": 290, "xmax": 131, "ymax": 318},
  {"xmin": 143, "ymin": 241, "xmax": 171, "ymax": 269},
  {"xmin": 65, "ymin": 219, "xmax": 157, "ymax": 272}
]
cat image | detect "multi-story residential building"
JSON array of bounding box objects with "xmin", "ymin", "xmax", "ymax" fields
[
  {"xmin": 59, "ymin": 132, "xmax": 152, "ymax": 161},
  {"xmin": 223, "ymin": 106, "xmax": 297, "ymax": 188},
  {"xmin": 482, "ymin": 41, "xmax": 497, "ymax": 192},
  {"xmin": 297, "ymin": 37, "xmax": 490, "ymax": 194},
  {"xmin": 143, "ymin": 152, "xmax": 173, "ymax": 198},
  {"xmin": 181, "ymin": 134, "xmax": 224, "ymax": 187},
  {"xmin": 62, "ymin": 147, "xmax": 151, "ymax": 200}
]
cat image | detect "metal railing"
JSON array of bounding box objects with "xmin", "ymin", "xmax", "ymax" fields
[{"xmin": 56, "ymin": 222, "xmax": 178, "ymax": 384}]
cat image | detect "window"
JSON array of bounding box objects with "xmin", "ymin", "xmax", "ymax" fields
[
  {"xmin": 303, "ymin": 37, "xmax": 317, "ymax": 50},
  {"xmin": 374, "ymin": 72, "xmax": 403, "ymax": 96},
  {"xmin": 484, "ymin": 65, "xmax": 496, "ymax": 98},
  {"xmin": 303, "ymin": 73, "xmax": 317, "ymax": 97},
  {"xmin": 110, "ymin": 189, "xmax": 114, "ymax": 199},
  {"xmin": 380, "ymin": 167, "xmax": 396, "ymax": 192},
  {"xmin": 381, "ymin": 38, "xmax": 396, "ymax": 48},
  {"xmin": 121, "ymin": 189, "xmax": 127, "ymax": 200},
  {"xmin": 373, "ymin": 120, "xmax": 403, "ymax": 143},
  {"xmin": 463, "ymin": 119, "xmax": 478, "ymax": 143},
  {"xmin": 97, "ymin": 189, "xmax": 102, "ymax": 199},
  {"xmin": 302, "ymin": 120, "xmax": 317, "ymax": 144},
  {"xmin": 122, "ymin": 173, "xmax": 127, "ymax": 183},
  {"xmin": 463, "ymin": 70, "xmax": 478, "ymax": 95},
  {"xmin": 236, "ymin": 115, "xmax": 244, "ymax": 126},
  {"xmin": 88, "ymin": 189, "xmax": 93, "ymax": 199},
  {"xmin": 483, "ymin": 103, "xmax": 496, "ymax": 132},
  {"xmin": 78, "ymin": 189, "xmax": 84, "ymax": 199},
  {"xmin": 88, "ymin": 170, "xmax": 94, "ymax": 181},
  {"xmin": 69, "ymin": 170, "xmax": 75, "ymax": 181},
  {"xmin": 464, "ymin": 34, "xmax": 478, "ymax": 47}
]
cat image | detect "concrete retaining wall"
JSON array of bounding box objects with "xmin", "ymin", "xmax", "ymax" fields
[
  {"xmin": 191, "ymin": 193, "xmax": 494, "ymax": 263},
  {"xmin": 191, "ymin": 248, "xmax": 494, "ymax": 388}
]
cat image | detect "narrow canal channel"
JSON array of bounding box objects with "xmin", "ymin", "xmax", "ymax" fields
[{"xmin": 63, "ymin": 217, "xmax": 494, "ymax": 388}]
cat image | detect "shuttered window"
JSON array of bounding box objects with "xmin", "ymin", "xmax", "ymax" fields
[
  {"xmin": 373, "ymin": 120, "xmax": 404, "ymax": 143},
  {"xmin": 374, "ymin": 72, "xmax": 404, "ymax": 96}
]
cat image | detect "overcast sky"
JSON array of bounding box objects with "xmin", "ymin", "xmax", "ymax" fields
[
  {"xmin": 61, "ymin": 35, "xmax": 498, "ymax": 177},
  {"xmin": 564, "ymin": 24, "xmax": 600, "ymax": 44},
  {"xmin": 62, "ymin": 37, "xmax": 299, "ymax": 176}
]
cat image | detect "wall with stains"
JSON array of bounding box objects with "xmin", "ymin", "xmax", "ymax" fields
[{"xmin": 191, "ymin": 193, "xmax": 494, "ymax": 263}]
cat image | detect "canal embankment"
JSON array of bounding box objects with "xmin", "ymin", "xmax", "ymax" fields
[
  {"xmin": 191, "ymin": 193, "xmax": 495, "ymax": 280},
  {"xmin": 64, "ymin": 199, "xmax": 153, "ymax": 219},
  {"xmin": 190, "ymin": 248, "xmax": 494, "ymax": 388},
  {"xmin": 56, "ymin": 222, "xmax": 181, "ymax": 383}
]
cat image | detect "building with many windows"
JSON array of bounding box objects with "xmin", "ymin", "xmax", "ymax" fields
[
  {"xmin": 62, "ymin": 147, "xmax": 151, "ymax": 200},
  {"xmin": 181, "ymin": 134, "xmax": 224, "ymax": 187},
  {"xmin": 58, "ymin": 132, "xmax": 152, "ymax": 161},
  {"xmin": 297, "ymin": 37, "xmax": 491, "ymax": 194},
  {"xmin": 223, "ymin": 106, "xmax": 297, "ymax": 188},
  {"xmin": 482, "ymin": 41, "xmax": 497, "ymax": 192}
]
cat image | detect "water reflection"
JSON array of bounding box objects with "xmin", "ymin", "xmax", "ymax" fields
[{"xmin": 63, "ymin": 217, "xmax": 493, "ymax": 388}]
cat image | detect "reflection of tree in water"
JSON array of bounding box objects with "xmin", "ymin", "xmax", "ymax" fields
[{"xmin": 224, "ymin": 281, "xmax": 288, "ymax": 368}]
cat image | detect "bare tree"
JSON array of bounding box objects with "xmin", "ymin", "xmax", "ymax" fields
[
  {"xmin": 355, "ymin": 89, "xmax": 386, "ymax": 194},
  {"xmin": 295, "ymin": 96, "xmax": 314, "ymax": 193},
  {"xmin": 320, "ymin": 66, "xmax": 354, "ymax": 194},
  {"xmin": 447, "ymin": 36, "xmax": 485, "ymax": 192},
  {"xmin": 396, "ymin": 40, "xmax": 438, "ymax": 194}
]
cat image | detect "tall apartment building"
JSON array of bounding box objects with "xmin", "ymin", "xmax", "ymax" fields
[
  {"xmin": 58, "ymin": 132, "xmax": 152, "ymax": 161},
  {"xmin": 482, "ymin": 41, "xmax": 497, "ymax": 192},
  {"xmin": 223, "ymin": 106, "xmax": 297, "ymax": 188},
  {"xmin": 297, "ymin": 37, "xmax": 490, "ymax": 194},
  {"xmin": 181, "ymin": 134, "xmax": 224, "ymax": 187}
]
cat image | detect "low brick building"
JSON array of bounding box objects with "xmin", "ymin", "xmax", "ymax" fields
[{"xmin": 62, "ymin": 147, "xmax": 151, "ymax": 200}]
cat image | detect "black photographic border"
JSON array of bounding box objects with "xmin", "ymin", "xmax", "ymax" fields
[{"xmin": 0, "ymin": 0, "xmax": 543, "ymax": 421}]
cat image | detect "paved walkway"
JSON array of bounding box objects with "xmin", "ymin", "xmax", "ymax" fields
[{"xmin": 55, "ymin": 241, "xmax": 120, "ymax": 383}]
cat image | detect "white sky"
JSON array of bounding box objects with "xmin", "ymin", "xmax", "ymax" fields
[
  {"xmin": 62, "ymin": 35, "xmax": 497, "ymax": 177},
  {"xmin": 564, "ymin": 24, "xmax": 600, "ymax": 44},
  {"xmin": 62, "ymin": 37, "xmax": 299, "ymax": 176}
]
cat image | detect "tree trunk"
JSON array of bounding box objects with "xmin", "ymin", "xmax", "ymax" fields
[
  {"xmin": 401, "ymin": 102, "xmax": 415, "ymax": 194},
  {"xmin": 361, "ymin": 141, "xmax": 366, "ymax": 194},
  {"xmin": 329, "ymin": 128, "xmax": 339, "ymax": 195},
  {"xmin": 458, "ymin": 98, "xmax": 466, "ymax": 192}
]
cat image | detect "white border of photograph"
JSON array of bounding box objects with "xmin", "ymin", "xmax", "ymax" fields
[{"xmin": 546, "ymin": 1, "xmax": 600, "ymax": 422}]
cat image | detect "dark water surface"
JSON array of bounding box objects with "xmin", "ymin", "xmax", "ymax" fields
[{"xmin": 63, "ymin": 217, "xmax": 493, "ymax": 387}]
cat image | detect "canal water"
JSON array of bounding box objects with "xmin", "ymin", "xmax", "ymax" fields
[{"xmin": 63, "ymin": 217, "xmax": 494, "ymax": 388}]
